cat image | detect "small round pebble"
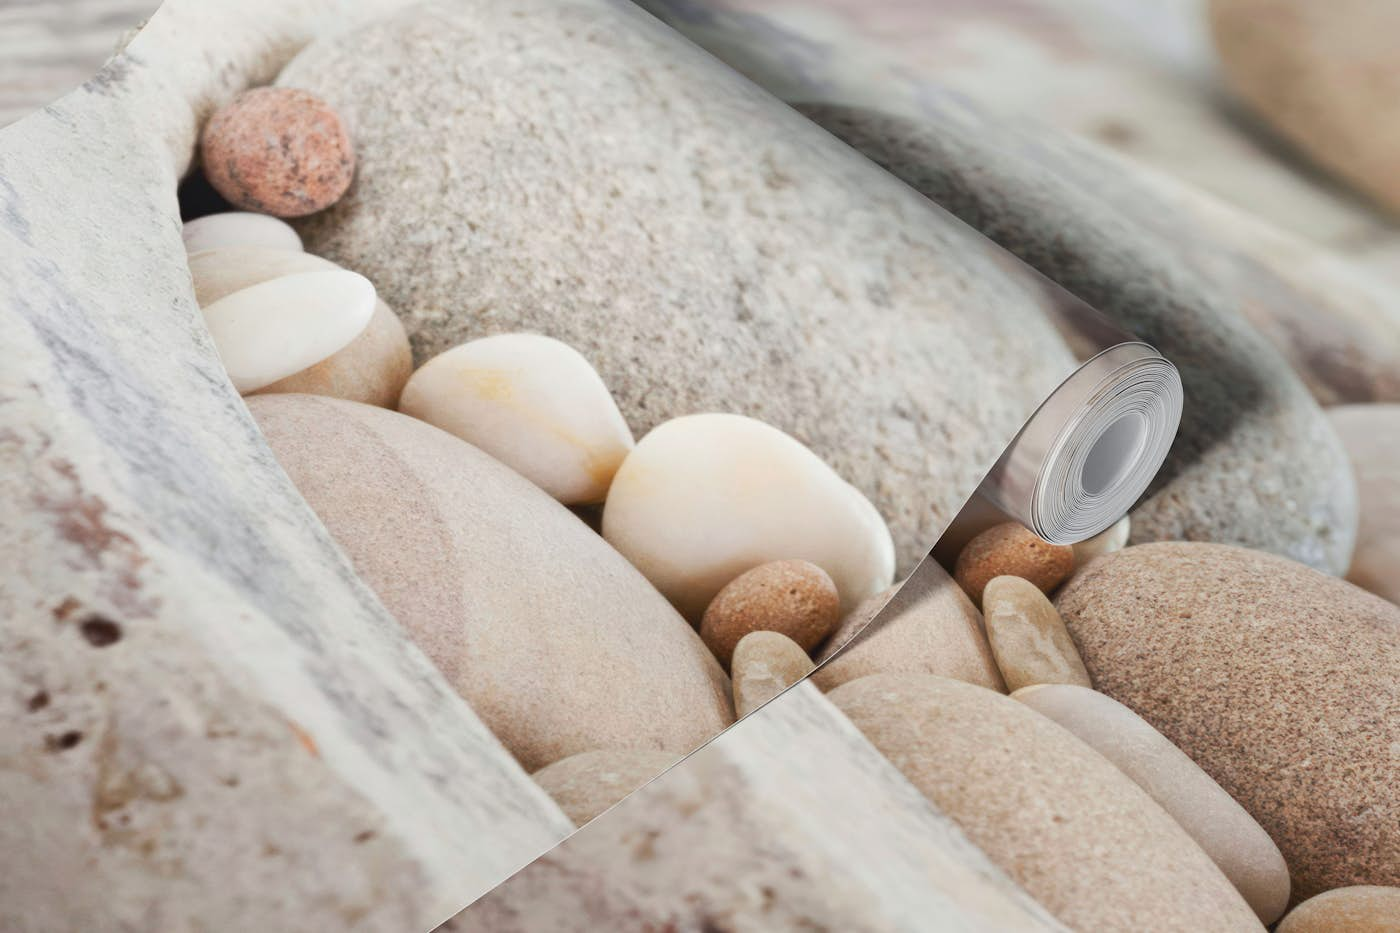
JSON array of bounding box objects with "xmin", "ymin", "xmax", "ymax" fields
[
  {"xmin": 731, "ymin": 631, "xmax": 815, "ymax": 717},
  {"xmin": 200, "ymin": 87, "xmax": 355, "ymax": 217},
  {"xmin": 182, "ymin": 212, "xmax": 303, "ymax": 254},
  {"xmin": 1276, "ymin": 886, "xmax": 1400, "ymax": 933},
  {"xmin": 700, "ymin": 560, "xmax": 839, "ymax": 668},
  {"xmin": 954, "ymin": 522, "xmax": 1074, "ymax": 606}
]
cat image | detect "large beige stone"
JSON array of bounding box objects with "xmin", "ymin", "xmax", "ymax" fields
[
  {"xmin": 1210, "ymin": 0, "xmax": 1400, "ymax": 216},
  {"xmin": 828, "ymin": 674, "xmax": 1262, "ymax": 931},
  {"xmin": 1057, "ymin": 542, "xmax": 1400, "ymax": 903},
  {"xmin": 450, "ymin": 683, "xmax": 1065, "ymax": 931},
  {"xmin": 1330, "ymin": 405, "xmax": 1400, "ymax": 606},
  {"xmin": 247, "ymin": 394, "xmax": 733, "ymax": 771},
  {"xmin": 1015, "ymin": 684, "xmax": 1290, "ymax": 924},
  {"xmin": 812, "ymin": 559, "xmax": 1004, "ymax": 694},
  {"xmin": 279, "ymin": 0, "xmax": 1084, "ymax": 574}
]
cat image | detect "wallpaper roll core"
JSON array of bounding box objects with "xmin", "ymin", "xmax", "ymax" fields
[{"xmin": 983, "ymin": 341, "xmax": 1182, "ymax": 545}]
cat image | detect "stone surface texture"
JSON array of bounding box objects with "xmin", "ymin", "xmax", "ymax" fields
[
  {"xmin": 731, "ymin": 630, "xmax": 816, "ymax": 717},
  {"xmin": 1015, "ymin": 684, "xmax": 1290, "ymax": 924},
  {"xmin": 0, "ymin": 1, "xmax": 573, "ymax": 929},
  {"xmin": 531, "ymin": 749, "xmax": 680, "ymax": 827},
  {"xmin": 700, "ymin": 560, "xmax": 839, "ymax": 668},
  {"xmin": 1056, "ymin": 542, "xmax": 1400, "ymax": 903},
  {"xmin": 248, "ymin": 394, "xmax": 735, "ymax": 772},
  {"xmin": 829, "ymin": 673, "xmax": 1263, "ymax": 932},
  {"xmin": 449, "ymin": 683, "xmax": 1067, "ymax": 932},
  {"xmin": 1276, "ymin": 886, "xmax": 1400, "ymax": 933},
  {"xmin": 953, "ymin": 523, "xmax": 1075, "ymax": 607},
  {"xmin": 982, "ymin": 576, "xmax": 1091, "ymax": 692},
  {"xmin": 279, "ymin": 0, "xmax": 1086, "ymax": 574},
  {"xmin": 813, "ymin": 559, "xmax": 1005, "ymax": 694}
]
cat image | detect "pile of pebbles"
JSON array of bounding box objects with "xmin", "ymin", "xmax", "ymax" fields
[{"xmin": 187, "ymin": 84, "xmax": 1399, "ymax": 931}]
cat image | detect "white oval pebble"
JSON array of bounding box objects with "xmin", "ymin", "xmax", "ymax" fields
[
  {"xmin": 202, "ymin": 269, "xmax": 376, "ymax": 394},
  {"xmin": 398, "ymin": 334, "xmax": 635, "ymax": 505},
  {"xmin": 182, "ymin": 212, "xmax": 303, "ymax": 254},
  {"xmin": 602, "ymin": 413, "xmax": 895, "ymax": 621}
]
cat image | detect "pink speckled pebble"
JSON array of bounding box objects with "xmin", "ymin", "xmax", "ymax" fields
[{"xmin": 201, "ymin": 87, "xmax": 355, "ymax": 217}]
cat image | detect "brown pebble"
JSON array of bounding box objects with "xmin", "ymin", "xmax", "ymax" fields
[
  {"xmin": 1276, "ymin": 885, "xmax": 1400, "ymax": 933},
  {"xmin": 201, "ymin": 87, "xmax": 355, "ymax": 217},
  {"xmin": 700, "ymin": 560, "xmax": 839, "ymax": 668},
  {"xmin": 953, "ymin": 523, "xmax": 1074, "ymax": 606},
  {"xmin": 982, "ymin": 575, "xmax": 1091, "ymax": 691},
  {"xmin": 731, "ymin": 631, "xmax": 815, "ymax": 717}
]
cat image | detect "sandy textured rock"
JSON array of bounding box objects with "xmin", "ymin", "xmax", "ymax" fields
[
  {"xmin": 982, "ymin": 576, "xmax": 1090, "ymax": 691},
  {"xmin": 603, "ymin": 414, "xmax": 895, "ymax": 621},
  {"xmin": 813, "ymin": 559, "xmax": 1004, "ymax": 693},
  {"xmin": 1276, "ymin": 886, "xmax": 1400, "ymax": 933},
  {"xmin": 398, "ymin": 334, "xmax": 633, "ymax": 505},
  {"xmin": 182, "ymin": 211, "xmax": 302, "ymax": 253},
  {"xmin": 953, "ymin": 523, "xmax": 1074, "ymax": 607},
  {"xmin": 280, "ymin": 0, "xmax": 1085, "ymax": 573},
  {"xmin": 1057, "ymin": 542, "xmax": 1400, "ymax": 902},
  {"xmin": 191, "ymin": 246, "xmax": 412, "ymax": 408},
  {"xmin": 699, "ymin": 560, "xmax": 839, "ymax": 668},
  {"xmin": 0, "ymin": 1, "xmax": 573, "ymax": 928},
  {"xmin": 451, "ymin": 682, "xmax": 1065, "ymax": 931},
  {"xmin": 1330, "ymin": 405, "xmax": 1400, "ymax": 605},
  {"xmin": 201, "ymin": 87, "xmax": 354, "ymax": 217},
  {"xmin": 777, "ymin": 102, "xmax": 1357, "ymax": 574},
  {"xmin": 829, "ymin": 674, "xmax": 1261, "ymax": 931},
  {"xmin": 248, "ymin": 395, "xmax": 733, "ymax": 771},
  {"xmin": 531, "ymin": 749, "xmax": 679, "ymax": 827},
  {"xmin": 1016, "ymin": 684, "xmax": 1290, "ymax": 924},
  {"xmin": 731, "ymin": 631, "xmax": 815, "ymax": 717},
  {"xmin": 1210, "ymin": 0, "xmax": 1400, "ymax": 216}
]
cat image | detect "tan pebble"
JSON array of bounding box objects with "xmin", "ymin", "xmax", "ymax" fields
[
  {"xmin": 731, "ymin": 631, "xmax": 814, "ymax": 717},
  {"xmin": 1071, "ymin": 514, "xmax": 1130, "ymax": 569},
  {"xmin": 954, "ymin": 522, "xmax": 1074, "ymax": 606},
  {"xmin": 252, "ymin": 300, "xmax": 412, "ymax": 408},
  {"xmin": 982, "ymin": 575, "xmax": 1090, "ymax": 691},
  {"xmin": 532, "ymin": 749, "xmax": 678, "ymax": 827},
  {"xmin": 189, "ymin": 247, "xmax": 410, "ymax": 407},
  {"xmin": 812, "ymin": 562, "xmax": 1004, "ymax": 693},
  {"xmin": 700, "ymin": 560, "xmax": 838, "ymax": 668},
  {"xmin": 201, "ymin": 87, "xmax": 355, "ymax": 217},
  {"xmin": 828, "ymin": 674, "xmax": 1261, "ymax": 931},
  {"xmin": 1276, "ymin": 886, "xmax": 1400, "ymax": 933},
  {"xmin": 1015, "ymin": 683, "xmax": 1290, "ymax": 924}
]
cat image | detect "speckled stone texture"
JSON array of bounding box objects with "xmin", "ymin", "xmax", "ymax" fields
[
  {"xmin": 813, "ymin": 559, "xmax": 1005, "ymax": 694},
  {"xmin": 449, "ymin": 683, "xmax": 1066, "ymax": 932},
  {"xmin": 531, "ymin": 749, "xmax": 679, "ymax": 827},
  {"xmin": 1276, "ymin": 885, "xmax": 1400, "ymax": 933},
  {"xmin": 1056, "ymin": 543, "xmax": 1400, "ymax": 904},
  {"xmin": 248, "ymin": 395, "xmax": 734, "ymax": 772},
  {"xmin": 793, "ymin": 103, "xmax": 1358, "ymax": 576},
  {"xmin": 0, "ymin": 1, "xmax": 573, "ymax": 929},
  {"xmin": 829, "ymin": 674, "xmax": 1262, "ymax": 932},
  {"xmin": 277, "ymin": 0, "xmax": 1085, "ymax": 573}
]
